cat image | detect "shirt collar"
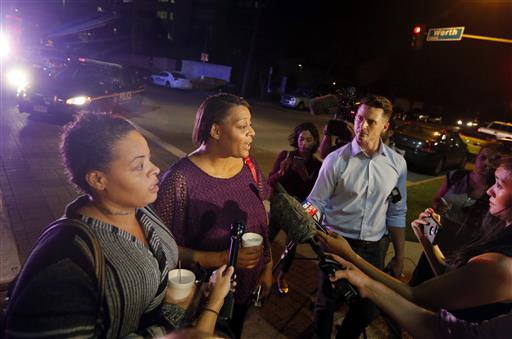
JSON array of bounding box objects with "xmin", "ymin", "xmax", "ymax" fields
[{"xmin": 350, "ymin": 138, "xmax": 386, "ymax": 158}]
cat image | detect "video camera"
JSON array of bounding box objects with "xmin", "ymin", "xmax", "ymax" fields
[{"xmin": 333, "ymin": 87, "xmax": 359, "ymax": 121}]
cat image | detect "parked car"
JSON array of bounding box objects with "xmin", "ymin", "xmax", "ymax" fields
[
  {"xmin": 17, "ymin": 57, "xmax": 145, "ymax": 117},
  {"xmin": 392, "ymin": 123, "xmax": 468, "ymax": 175},
  {"xmin": 477, "ymin": 121, "xmax": 512, "ymax": 140},
  {"xmin": 150, "ymin": 71, "xmax": 193, "ymax": 90},
  {"xmin": 458, "ymin": 128, "xmax": 495, "ymax": 156},
  {"xmin": 280, "ymin": 89, "xmax": 318, "ymax": 110}
]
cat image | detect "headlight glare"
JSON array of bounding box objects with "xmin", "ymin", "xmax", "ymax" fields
[
  {"xmin": 66, "ymin": 96, "xmax": 91, "ymax": 105},
  {"xmin": 7, "ymin": 68, "xmax": 29, "ymax": 88}
]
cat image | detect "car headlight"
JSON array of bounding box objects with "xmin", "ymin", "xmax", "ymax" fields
[
  {"xmin": 66, "ymin": 96, "xmax": 91, "ymax": 105},
  {"xmin": 6, "ymin": 68, "xmax": 29, "ymax": 89}
]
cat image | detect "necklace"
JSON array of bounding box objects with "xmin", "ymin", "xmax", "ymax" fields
[{"xmin": 93, "ymin": 202, "xmax": 133, "ymax": 216}]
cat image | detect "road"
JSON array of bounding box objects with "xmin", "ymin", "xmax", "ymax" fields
[{"xmin": 121, "ymin": 86, "xmax": 435, "ymax": 182}]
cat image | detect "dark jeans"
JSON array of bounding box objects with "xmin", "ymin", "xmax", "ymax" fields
[
  {"xmin": 409, "ymin": 253, "xmax": 436, "ymax": 286},
  {"xmin": 314, "ymin": 236, "xmax": 389, "ymax": 339}
]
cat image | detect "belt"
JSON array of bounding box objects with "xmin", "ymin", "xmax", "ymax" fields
[{"xmin": 345, "ymin": 237, "xmax": 383, "ymax": 248}]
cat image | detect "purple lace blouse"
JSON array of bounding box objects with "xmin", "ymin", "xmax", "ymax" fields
[{"xmin": 154, "ymin": 157, "xmax": 271, "ymax": 303}]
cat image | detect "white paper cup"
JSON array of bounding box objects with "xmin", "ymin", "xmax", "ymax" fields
[
  {"xmin": 242, "ymin": 232, "xmax": 263, "ymax": 248},
  {"xmin": 168, "ymin": 269, "xmax": 196, "ymax": 302}
]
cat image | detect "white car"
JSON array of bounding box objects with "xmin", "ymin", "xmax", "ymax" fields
[
  {"xmin": 477, "ymin": 121, "xmax": 512, "ymax": 140},
  {"xmin": 151, "ymin": 71, "xmax": 193, "ymax": 90}
]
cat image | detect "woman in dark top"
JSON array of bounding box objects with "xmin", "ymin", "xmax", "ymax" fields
[
  {"xmin": 410, "ymin": 142, "xmax": 507, "ymax": 285},
  {"xmin": 268, "ymin": 122, "xmax": 321, "ymax": 294},
  {"xmin": 268, "ymin": 122, "xmax": 322, "ymax": 201},
  {"xmin": 4, "ymin": 113, "xmax": 233, "ymax": 338},
  {"xmin": 154, "ymin": 94, "xmax": 273, "ymax": 339},
  {"xmin": 318, "ymin": 156, "xmax": 512, "ymax": 324}
]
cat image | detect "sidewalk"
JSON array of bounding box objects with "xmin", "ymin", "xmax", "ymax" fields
[{"xmin": 0, "ymin": 192, "xmax": 20, "ymax": 291}]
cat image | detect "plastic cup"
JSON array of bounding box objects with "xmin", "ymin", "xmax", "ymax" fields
[
  {"xmin": 168, "ymin": 269, "xmax": 196, "ymax": 302},
  {"xmin": 242, "ymin": 232, "xmax": 263, "ymax": 248}
]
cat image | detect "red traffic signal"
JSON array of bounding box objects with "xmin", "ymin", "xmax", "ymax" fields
[
  {"xmin": 413, "ymin": 25, "xmax": 423, "ymax": 35},
  {"xmin": 411, "ymin": 24, "xmax": 427, "ymax": 50}
]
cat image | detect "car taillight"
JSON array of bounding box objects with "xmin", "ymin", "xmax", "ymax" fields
[{"xmin": 420, "ymin": 140, "xmax": 436, "ymax": 153}]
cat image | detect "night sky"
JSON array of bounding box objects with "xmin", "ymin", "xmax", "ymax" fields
[
  {"xmin": 8, "ymin": 0, "xmax": 512, "ymax": 119},
  {"xmin": 261, "ymin": 0, "xmax": 512, "ymax": 119}
]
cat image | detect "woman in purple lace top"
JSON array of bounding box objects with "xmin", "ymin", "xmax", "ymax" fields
[{"xmin": 154, "ymin": 94, "xmax": 273, "ymax": 338}]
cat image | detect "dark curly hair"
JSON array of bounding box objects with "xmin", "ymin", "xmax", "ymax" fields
[
  {"xmin": 288, "ymin": 122, "xmax": 320, "ymax": 154},
  {"xmin": 60, "ymin": 113, "xmax": 136, "ymax": 194},
  {"xmin": 192, "ymin": 93, "xmax": 252, "ymax": 146}
]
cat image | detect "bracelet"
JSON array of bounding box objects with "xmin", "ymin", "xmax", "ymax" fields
[{"xmin": 203, "ymin": 307, "xmax": 219, "ymax": 317}]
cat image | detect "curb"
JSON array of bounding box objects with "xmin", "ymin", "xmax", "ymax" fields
[{"xmin": 0, "ymin": 192, "xmax": 21, "ymax": 290}]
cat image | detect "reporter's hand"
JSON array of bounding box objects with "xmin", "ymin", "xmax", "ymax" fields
[
  {"xmin": 411, "ymin": 208, "xmax": 439, "ymax": 229},
  {"xmin": 237, "ymin": 245, "xmax": 264, "ymax": 269},
  {"xmin": 315, "ymin": 230, "xmax": 355, "ymax": 260},
  {"xmin": 206, "ymin": 265, "xmax": 235, "ymax": 309},
  {"xmin": 411, "ymin": 208, "xmax": 441, "ymax": 244},
  {"xmin": 328, "ymin": 254, "xmax": 372, "ymax": 299}
]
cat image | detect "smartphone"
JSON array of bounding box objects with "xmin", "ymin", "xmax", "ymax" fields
[{"xmin": 423, "ymin": 216, "xmax": 440, "ymax": 244}]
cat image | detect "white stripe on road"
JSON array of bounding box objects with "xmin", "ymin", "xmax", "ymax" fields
[
  {"xmin": 128, "ymin": 120, "xmax": 187, "ymax": 158},
  {"xmin": 407, "ymin": 175, "xmax": 444, "ymax": 187}
]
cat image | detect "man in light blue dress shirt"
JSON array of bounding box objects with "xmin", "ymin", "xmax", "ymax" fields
[{"xmin": 308, "ymin": 94, "xmax": 407, "ymax": 339}]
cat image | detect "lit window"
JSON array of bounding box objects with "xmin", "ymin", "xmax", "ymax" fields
[
  {"xmin": 169, "ymin": 12, "xmax": 174, "ymax": 21},
  {"xmin": 171, "ymin": 0, "xmax": 175, "ymax": 3},
  {"xmin": 156, "ymin": 11, "xmax": 168, "ymax": 20}
]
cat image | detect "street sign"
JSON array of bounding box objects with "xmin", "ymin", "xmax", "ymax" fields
[
  {"xmin": 427, "ymin": 26, "xmax": 465, "ymax": 42},
  {"xmin": 200, "ymin": 52, "xmax": 209, "ymax": 62}
]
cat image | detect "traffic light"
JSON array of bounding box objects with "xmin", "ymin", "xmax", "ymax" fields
[{"xmin": 411, "ymin": 24, "xmax": 427, "ymax": 50}]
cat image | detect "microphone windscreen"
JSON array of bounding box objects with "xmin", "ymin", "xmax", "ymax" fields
[{"xmin": 269, "ymin": 192, "xmax": 318, "ymax": 243}]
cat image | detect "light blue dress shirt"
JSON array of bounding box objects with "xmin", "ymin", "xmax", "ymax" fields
[{"xmin": 307, "ymin": 139, "xmax": 407, "ymax": 241}]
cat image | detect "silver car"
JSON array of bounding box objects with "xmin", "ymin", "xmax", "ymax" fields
[
  {"xmin": 280, "ymin": 89, "xmax": 317, "ymax": 110},
  {"xmin": 151, "ymin": 71, "xmax": 193, "ymax": 90}
]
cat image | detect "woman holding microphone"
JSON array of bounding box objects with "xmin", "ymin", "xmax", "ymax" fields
[{"xmin": 154, "ymin": 93, "xmax": 273, "ymax": 338}]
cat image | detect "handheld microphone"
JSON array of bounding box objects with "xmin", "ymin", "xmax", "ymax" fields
[
  {"xmin": 218, "ymin": 222, "xmax": 245, "ymax": 321},
  {"xmin": 270, "ymin": 184, "xmax": 320, "ymax": 244},
  {"xmin": 269, "ymin": 187, "xmax": 358, "ymax": 302}
]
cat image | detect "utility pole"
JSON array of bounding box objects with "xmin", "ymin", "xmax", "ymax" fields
[{"xmin": 240, "ymin": 1, "xmax": 262, "ymax": 98}]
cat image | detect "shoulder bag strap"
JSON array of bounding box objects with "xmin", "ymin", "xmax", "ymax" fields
[
  {"xmin": 243, "ymin": 157, "xmax": 259, "ymax": 185},
  {"xmin": 41, "ymin": 218, "xmax": 106, "ymax": 336}
]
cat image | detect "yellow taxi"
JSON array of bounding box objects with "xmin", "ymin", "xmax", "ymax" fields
[{"xmin": 458, "ymin": 129, "xmax": 494, "ymax": 155}]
